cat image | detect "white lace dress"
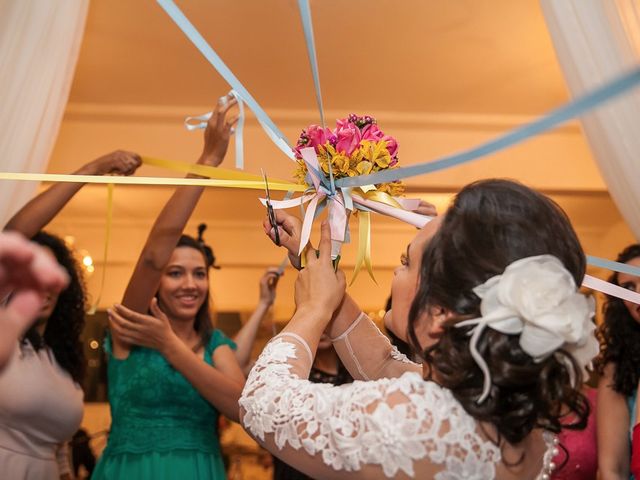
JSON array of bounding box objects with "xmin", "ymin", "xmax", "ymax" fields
[{"xmin": 240, "ymin": 313, "xmax": 558, "ymax": 479}]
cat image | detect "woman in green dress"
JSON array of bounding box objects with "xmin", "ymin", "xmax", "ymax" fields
[{"xmin": 92, "ymin": 95, "xmax": 245, "ymax": 480}]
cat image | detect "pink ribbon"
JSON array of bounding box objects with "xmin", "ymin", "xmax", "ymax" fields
[{"xmin": 583, "ymin": 274, "xmax": 640, "ymax": 305}]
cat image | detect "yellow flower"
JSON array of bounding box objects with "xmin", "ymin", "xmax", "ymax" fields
[
  {"xmin": 359, "ymin": 140, "xmax": 392, "ymax": 169},
  {"xmin": 376, "ymin": 180, "xmax": 405, "ymax": 197},
  {"xmin": 294, "ymin": 160, "xmax": 308, "ymax": 184},
  {"xmin": 333, "ymin": 153, "xmax": 351, "ymax": 175},
  {"xmin": 356, "ymin": 161, "xmax": 373, "ymax": 176}
]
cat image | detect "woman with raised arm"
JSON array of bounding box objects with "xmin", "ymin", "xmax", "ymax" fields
[
  {"xmin": 0, "ymin": 151, "xmax": 140, "ymax": 479},
  {"xmin": 240, "ymin": 179, "xmax": 597, "ymax": 479},
  {"xmin": 596, "ymin": 244, "xmax": 640, "ymax": 479},
  {"xmin": 233, "ymin": 267, "xmax": 281, "ymax": 374},
  {"xmin": 92, "ymin": 95, "xmax": 246, "ymax": 480}
]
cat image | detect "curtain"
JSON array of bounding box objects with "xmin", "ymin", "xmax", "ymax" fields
[
  {"xmin": 0, "ymin": 0, "xmax": 89, "ymax": 227},
  {"xmin": 541, "ymin": 0, "xmax": 640, "ymax": 241}
]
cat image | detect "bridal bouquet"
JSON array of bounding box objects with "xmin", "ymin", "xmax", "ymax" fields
[{"xmin": 293, "ymin": 114, "xmax": 404, "ymax": 197}]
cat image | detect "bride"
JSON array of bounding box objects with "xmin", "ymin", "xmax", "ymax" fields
[{"xmin": 239, "ymin": 179, "xmax": 598, "ymax": 479}]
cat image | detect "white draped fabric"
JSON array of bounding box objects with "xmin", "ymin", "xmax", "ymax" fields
[
  {"xmin": 0, "ymin": 0, "xmax": 89, "ymax": 227},
  {"xmin": 541, "ymin": 0, "xmax": 640, "ymax": 241}
]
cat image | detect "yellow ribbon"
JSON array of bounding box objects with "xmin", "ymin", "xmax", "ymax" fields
[
  {"xmin": 351, "ymin": 211, "xmax": 376, "ymax": 285},
  {"xmin": 88, "ymin": 183, "xmax": 113, "ymax": 314},
  {"xmin": 0, "ymin": 171, "xmax": 306, "ymax": 192},
  {"xmin": 359, "ymin": 189, "xmax": 403, "ymax": 209},
  {"xmin": 0, "ymin": 156, "xmax": 309, "ymax": 309},
  {"xmin": 140, "ymin": 156, "xmax": 295, "ymax": 185}
]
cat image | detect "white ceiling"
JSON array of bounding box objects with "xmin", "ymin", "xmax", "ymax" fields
[{"xmin": 69, "ymin": 0, "xmax": 568, "ymax": 114}]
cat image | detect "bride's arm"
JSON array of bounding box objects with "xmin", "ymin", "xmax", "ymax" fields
[
  {"xmin": 264, "ymin": 212, "xmax": 421, "ymax": 380},
  {"xmin": 240, "ymin": 223, "xmax": 443, "ymax": 479}
]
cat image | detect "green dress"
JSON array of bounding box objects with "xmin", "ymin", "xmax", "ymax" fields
[{"xmin": 91, "ymin": 331, "xmax": 235, "ymax": 480}]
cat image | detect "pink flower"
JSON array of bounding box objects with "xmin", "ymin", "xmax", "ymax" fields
[
  {"xmin": 294, "ymin": 125, "xmax": 333, "ymax": 158},
  {"xmin": 307, "ymin": 125, "xmax": 332, "ymax": 149},
  {"xmin": 383, "ymin": 135, "xmax": 399, "ymax": 158},
  {"xmin": 335, "ymin": 123, "xmax": 362, "ymax": 156},
  {"xmin": 361, "ymin": 124, "xmax": 385, "ymax": 141},
  {"xmin": 336, "ymin": 118, "xmax": 350, "ymax": 130}
]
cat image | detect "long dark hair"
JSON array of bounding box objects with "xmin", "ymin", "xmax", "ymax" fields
[
  {"xmin": 596, "ymin": 244, "xmax": 640, "ymax": 396},
  {"xmin": 24, "ymin": 231, "xmax": 86, "ymax": 384},
  {"xmin": 408, "ymin": 179, "xmax": 589, "ymax": 446},
  {"xmin": 157, "ymin": 226, "xmax": 217, "ymax": 347}
]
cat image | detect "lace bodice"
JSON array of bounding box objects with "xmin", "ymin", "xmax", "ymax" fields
[
  {"xmin": 241, "ymin": 333, "xmax": 557, "ymax": 479},
  {"xmin": 102, "ymin": 330, "xmax": 235, "ymax": 456}
]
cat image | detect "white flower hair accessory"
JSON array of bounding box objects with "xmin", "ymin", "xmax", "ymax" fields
[{"xmin": 456, "ymin": 254, "xmax": 599, "ymax": 404}]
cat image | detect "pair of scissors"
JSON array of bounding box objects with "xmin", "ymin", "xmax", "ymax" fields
[{"xmin": 261, "ymin": 169, "xmax": 280, "ymax": 246}]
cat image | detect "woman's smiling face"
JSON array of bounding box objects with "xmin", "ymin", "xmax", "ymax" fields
[{"xmin": 157, "ymin": 246, "xmax": 209, "ymax": 322}]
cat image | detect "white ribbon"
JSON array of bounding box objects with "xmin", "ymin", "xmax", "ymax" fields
[{"xmin": 260, "ymin": 147, "xmax": 433, "ymax": 265}]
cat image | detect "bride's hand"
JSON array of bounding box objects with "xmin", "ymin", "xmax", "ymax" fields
[
  {"xmin": 263, "ymin": 209, "xmax": 303, "ymax": 270},
  {"xmin": 293, "ymin": 221, "xmax": 346, "ymax": 318}
]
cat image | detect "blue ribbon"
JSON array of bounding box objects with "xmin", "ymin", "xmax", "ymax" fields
[
  {"xmin": 158, "ymin": 0, "xmax": 640, "ymax": 284},
  {"xmin": 157, "ymin": 0, "xmax": 294, "ymax": 160},
  {"xmin": 183, "ymin": 91, "xmax": 246, "ymax": 169},
  {"xmin": 335, "ymin": 66, "xmax": 640, "ymax": 188},
  {"xmin": 297, "ymin": 0, "xmax": 326, "ymax": 128},
  {"xmin": 232, "ymin": 91, "xmax": 245, "ymax": 169},
  {"xmin": 587, "ymin": 255, "xmax": 640, "ymax": 277}
]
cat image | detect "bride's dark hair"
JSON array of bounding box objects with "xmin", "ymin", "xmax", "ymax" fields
[{"xmin": 408, "ymin": 179, "xmax": 589, "ymax": 446}]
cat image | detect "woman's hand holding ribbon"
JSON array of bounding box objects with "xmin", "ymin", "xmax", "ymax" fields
[
  {"xmin": 199, "ymin": 94, "xmax": 239, "ymax": 167},
  {"xmin": 80, "ymin": 150, "xmax": 142, "ymax": 177},
  {"xmin": 263, "ymin": 209, "xmax": 304, "ymax": 270}
]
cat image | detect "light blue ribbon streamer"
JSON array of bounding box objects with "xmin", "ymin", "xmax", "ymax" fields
[
  {"xmin": 233, "ymin": 91, "xmax": 245, "ymax": 169},
  {"xmin": 297, "ymin": 0, "xmax": 325, "ymax": 128},
  {"xmin": 160, "ymin": 0, "xmax": 640, "ymax": 283},
  {"xmin": 587, "ymin": 255, "xmax": 640, "ymax": 277},
  {"xmin": 335, "ymin": 66, "xmax": 640, "ymax": 188},
  {"xmin": 157, "ymin": 0, "xmax": 295, "ymax": 161},
  {"xmin": 184, "ymin": 91, "xmax": 246, "ymax": 169}
]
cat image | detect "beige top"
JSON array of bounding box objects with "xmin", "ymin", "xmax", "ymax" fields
[{"xmin": 0, "ymin": 340, "xmax": 84, "ymax": 478}]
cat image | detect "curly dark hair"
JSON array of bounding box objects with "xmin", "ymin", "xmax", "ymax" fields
[
  {"xmin": 24, "ymin": 231, "xmax": 86, "ymax": 384},
  {"xmin": 596, "ymin": 244, "xmax": 640, "ymax": 396},
  {"xmin": 408, "ymin": 179, "xmax": 589, "ymax": 448}
]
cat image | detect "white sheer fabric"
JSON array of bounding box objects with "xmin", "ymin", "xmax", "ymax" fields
[
  {"xmin": 0, "ymin": 0, "xmax": 89, "ymax": 227},
  {"xmin": 240, "ymin": 318, "xmax": 557, "ymax": 479},
  {"xmin": 541, "ymin": 0, "xmax": 640, "ymax": 240}
]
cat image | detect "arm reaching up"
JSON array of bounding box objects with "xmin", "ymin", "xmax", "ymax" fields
[
  {"xmin": 121, "ymin": 97, "xmax": 237, "ymax": 315},
  {"xmin": 262, "ymin": 210, "xmax": 421, "ymax": 380},
  {"xmin": 4, "ymin": 150, "xmax": 141, "ymax": 237},
  {"xmin": 234, "ymin": 268, "xmax": 281, "ymax": 373}
]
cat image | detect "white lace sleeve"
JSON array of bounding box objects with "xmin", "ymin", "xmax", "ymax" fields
[
  {"xmin": 332, "ymin": 312, "xmax": 422, "ymax": 381},
  {"xmin": 240, "ymin": 335, "xmax": 507, "ymax": 479}
]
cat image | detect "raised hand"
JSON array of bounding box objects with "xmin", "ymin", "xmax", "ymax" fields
[
  {"xmin": 414, "ymin": 199, "xmax": 438, "ymax": 217},
  {"xmin": 294, "ymin": 221, "xmax": 346, "ymax": 317},
  {"xmin": 81, "ymin": 150, "xmax": 142, "ymax": 176},
  {"xmin": 0, "ymin": 232, "xmax": 69, "ymax": 367},
  {"xmin": 199, "ymin": 94, "xmax": 239, "ymax": 167},
  {"xmin": 258, "ymin": 267, "xmax": 281, "ymax": 307},
  {"xmin": 263, "ymin": 209, "xmax": 303, "ymax": 269}
]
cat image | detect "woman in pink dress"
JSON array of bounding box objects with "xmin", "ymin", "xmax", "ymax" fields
[{"xmin": 551, "ymin": 388, "xmax": 597, "ymax": 479}]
